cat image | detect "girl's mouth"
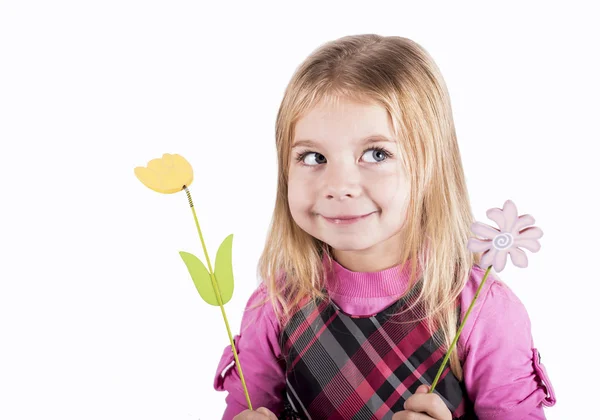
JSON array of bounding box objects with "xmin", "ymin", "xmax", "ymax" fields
[{"xmin": 322, "ymin": 212, "xmax": 375, "ymax": 225}]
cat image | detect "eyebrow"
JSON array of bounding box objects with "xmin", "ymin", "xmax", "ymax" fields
[{"xmin": 291, "ymin": 135, "xmax": 395, "ymax": 149}]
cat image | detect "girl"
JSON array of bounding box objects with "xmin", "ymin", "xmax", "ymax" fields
[{"xmin": 213, "ymin": 34, "xmax": 556, "ymax": 419}]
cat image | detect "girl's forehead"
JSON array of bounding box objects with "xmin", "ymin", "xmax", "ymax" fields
[{"xmin": 293, "ymin": 97, "xmax": 394, "ymax": 143}]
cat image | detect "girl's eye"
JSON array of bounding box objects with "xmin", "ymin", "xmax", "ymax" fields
[
  {"xmin": 362, "ymin": 147, "xmax": 391, "ymax": 163},
  {"xmin": 294, "ymin": 146, "xmax": 392, "ymax": 166},
  {"xmin": 296, "ymin": 152, "xmax": 327, "ymax": 166}
]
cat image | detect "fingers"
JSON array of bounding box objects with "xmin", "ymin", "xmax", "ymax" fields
[
  {"xmin": 232, "ymin": 407, "xmax": 277, "ymax": 420},
  {"xmin": 256, "ymin": 407, "xmax": 278, "ymax": 420},
  {"xmin": 391, "ymin": 411, "xmax": 435, "ymax": 420},
  {"xmin": 403, "ymin": 387, "xmax": 452, "ymax": 420},
  {"xmin": 415, "ymin": 384, "xmax": 429, "ymax": 394}
]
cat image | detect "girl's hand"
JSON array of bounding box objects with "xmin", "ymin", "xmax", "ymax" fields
[
  {"xmin": 233, "ymin": 407, "xmax": 278, "ymax": 420},
  {"xmin": 392, "ymin": 385, "xmax": 452, "ymax": 420}
]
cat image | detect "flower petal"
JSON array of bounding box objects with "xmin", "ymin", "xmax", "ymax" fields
[
  {"xmin": 486, "ymin": 208, "xmax": 505, "ymax": 231},
  {"xmin": 480, "ymin": 247, "xmax": 497, "ymax": 268},
  {"xmin": 134, "ymin": 166, "xmax": 163, "ymax": 193},
  {"xmin": 502, "ymin": 200, "xmax": 519, "ymax": 233},
  {"xmin": 467, "ymin": 238, "xmax": 493, "ymax": 253},
  {"xmin": 513, "ymin": 214, "xmax": 535, "ymax": 233},
  {"xmin": 508, "ymin": 247, "xmax": 529, "ymax": 268},
  {"xmin": 517, "ymin": 226, "xmax": 543, "ymax": 240},
  {"xmin": 147, "ymin": 156, "xmax": 167, "ymax": 172},
  {"xmin": 171, "ymin": 154, "xmax": 194, "ymax": 187},
  {"xmin": 493, "ymin": 249, "xmax": 508, "ymax": 272},
  {"xmin": 513, "ymin": 238, "xmax": 541, "ymax": 253},
  {"xmin": 471, "ymin": 222, "xmax": 501, "ymax": 240},
  {"xmin": 163, "ymin": 153, "xmax": 176, "ymax": 167},
  {"xmin": 134, "ymin": 154, "xmax": 193, "ymax": 194}
]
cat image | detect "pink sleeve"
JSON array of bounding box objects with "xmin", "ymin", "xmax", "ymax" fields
[
  {"xmin": 213, "ymin": 283, "xmax": 286, "ymax": 419},
  {"xmin": 458, "ymin": 269, "xmax": 557, "ymax": 419}
]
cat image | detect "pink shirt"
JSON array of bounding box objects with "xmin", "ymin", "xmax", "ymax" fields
[{"xmin": 213, "ymin": 258, "xmax": 556, "ymax": 419}]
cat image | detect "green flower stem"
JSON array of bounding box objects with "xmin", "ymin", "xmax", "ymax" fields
[
  {"xmin": 184, "ymin": 186, "xmax": 253, "ymax": 410},
  {"xmin": 429, "ymin": 265, "xmax": 492, "ymax": 394}
]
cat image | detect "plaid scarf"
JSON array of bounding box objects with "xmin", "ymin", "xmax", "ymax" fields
[{"xmin": 278, "ymin": 281, "xmax": 477, "ymax": 419}]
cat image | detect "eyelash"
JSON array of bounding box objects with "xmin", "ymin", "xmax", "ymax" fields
[{"xmin": 294, "ymin": 146, "xmax": 393, "ymax": 166}]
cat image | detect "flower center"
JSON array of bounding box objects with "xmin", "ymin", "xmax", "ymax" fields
[{"xmin": 493, "ymin": 233, "xmax": 513, "ymax": 250}]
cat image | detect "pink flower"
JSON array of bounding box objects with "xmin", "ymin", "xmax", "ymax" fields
[{"xmin": 467, "ymin": 200, "xmax": 543, "ymax": 272}]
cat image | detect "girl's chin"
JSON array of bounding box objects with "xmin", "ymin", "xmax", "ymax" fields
[{"xmin": 319, "ymin": 235, "xmax": 376, "ymax": 251}]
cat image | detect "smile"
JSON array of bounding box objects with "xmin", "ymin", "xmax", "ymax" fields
[{"xmin": 322, "ymin": 212, "xmax": 375, "ymax": 225}]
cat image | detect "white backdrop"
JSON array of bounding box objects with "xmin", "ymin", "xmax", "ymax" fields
[{"xmin": 1, "ymin": 1, "xmax": 597, "ymax": 419}]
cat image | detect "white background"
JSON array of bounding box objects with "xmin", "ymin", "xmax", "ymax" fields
[{"xmin": 1, "ymin": 1, "xmax": 597, "ymax": 419}]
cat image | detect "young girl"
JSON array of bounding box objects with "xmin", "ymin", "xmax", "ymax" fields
[{"xmin": 213, "ymin": 34, "xmax": 556, "ymax": 420}]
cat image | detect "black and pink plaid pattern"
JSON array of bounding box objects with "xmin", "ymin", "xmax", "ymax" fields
[{"xmin": 279, "ymin": 281, "xmax": 477, "ymax": 420}]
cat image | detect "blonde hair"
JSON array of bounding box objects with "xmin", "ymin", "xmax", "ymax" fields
[{"xmin": 256, "ymin": 34, "xmax": 481, "ymax": 381}]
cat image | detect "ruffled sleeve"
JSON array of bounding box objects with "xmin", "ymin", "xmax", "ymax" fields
[
  {"xmin": 213, "ymin": 283, "xmax": 287, "ymax": 419},
  {"xmin": 458, "ymin": 267, "xmax": 557, "ymax": 419}
]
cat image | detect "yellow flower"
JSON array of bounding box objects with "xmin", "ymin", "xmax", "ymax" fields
[{"xmin": 134, "ymin": 153, "xmax": 193, "ymax": 194}]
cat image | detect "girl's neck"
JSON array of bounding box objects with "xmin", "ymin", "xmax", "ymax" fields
[
  {"xmin": 329, "ymin": 230, "xmax": 406, "ymax": 272},
  {"xmin": 323, "ymin": 254, "xmax": 417, "ymax": 299},
  {"xmin": 330, "ymin": 249, "xmax": 403, "ymax": 272}
]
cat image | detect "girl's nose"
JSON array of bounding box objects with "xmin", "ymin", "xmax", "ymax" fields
[{"xmin": 323, "ymin": 165, "xmax": 361, "ymax": 200}]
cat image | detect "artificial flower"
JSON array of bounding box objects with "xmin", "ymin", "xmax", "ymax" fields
[
  {"xmin": 430, "ymin": 199, "xmax": 543, "ymax": 393},
  {"xmin": 134, "ymin": 153, "xmax": 252, "ymax": 410},
  {"xmin": 134, "ymin": 153, "xmax": 193, "ymax": 194},
  {"xmin": 467, "ymin": 199, "xmax": 543, "ymax": 272}
]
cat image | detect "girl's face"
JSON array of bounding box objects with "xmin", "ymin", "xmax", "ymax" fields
[{"xmin": 288, "ymin": 96, "xmax": 411, "ymax": 271}]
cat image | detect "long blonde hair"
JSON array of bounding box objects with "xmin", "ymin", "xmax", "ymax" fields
[{"xmin": 256, "ymin": 34, "xmax": 481, "ymax": 381}]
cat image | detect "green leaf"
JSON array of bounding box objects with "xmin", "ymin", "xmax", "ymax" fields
[
  {"xmin": 179, "ymin": 251, "xmax": 221, "ymax": 306},
  {"xmin": 214, "ymin": 234, "xmax": 234, "ymax": 305}
]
